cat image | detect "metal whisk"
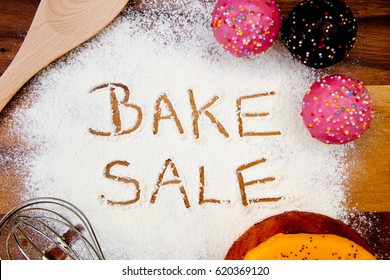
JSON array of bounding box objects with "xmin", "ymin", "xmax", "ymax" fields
[{"xmin": 0, "ymin": 197, "xmax": 105, "ymax": 260}]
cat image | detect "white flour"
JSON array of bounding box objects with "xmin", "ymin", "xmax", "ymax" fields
[{"xmin": 8, "ymin": 0, "xmax": 350, "ymax": 259}]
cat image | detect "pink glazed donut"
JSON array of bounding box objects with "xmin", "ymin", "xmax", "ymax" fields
[
  {"xmin": 301, "ymin": 75, "xmax": 373, "ymax": 144},
  {"xmin": 211, "ymin": 0, "xmax": 281, "ymax": 58}
]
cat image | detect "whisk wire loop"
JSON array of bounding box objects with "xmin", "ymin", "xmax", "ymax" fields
[
  {"xmin": 0, "ymin": 197, "xmax": 105, "ymax": 260},
  {"xmin": 13, "ymin": 223, "xmax": 49, "ymax": 260},
  {"xmin": 14, "ymin": 218, "xmax": 79, "ymax": 260}
]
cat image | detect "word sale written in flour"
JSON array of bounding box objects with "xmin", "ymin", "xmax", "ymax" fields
[
  {"xmin": 102, "ymin": 158, "xmax": 283, "ymax": 208},
  {"xmin": 89, "ymin": 83, "xmax": 282, "ymax": 208}
]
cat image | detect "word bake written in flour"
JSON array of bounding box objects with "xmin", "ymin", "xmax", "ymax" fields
[
  {"xmin": 101, "ymin": 158, "xmax": 282, "ymax": 208},
  {"xmin": 88, "ymin": 83, "xmax": 281, "ymax": 138}
]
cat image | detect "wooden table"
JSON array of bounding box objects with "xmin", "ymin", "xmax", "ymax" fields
[{"xmin": 0, "ymin": 0, "xmax": 389, "ymax": 259}]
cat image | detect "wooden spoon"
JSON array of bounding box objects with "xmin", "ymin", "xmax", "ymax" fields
[{"xmin": 0, "ymin": 0, "xmax": 129, "ymax": 112}]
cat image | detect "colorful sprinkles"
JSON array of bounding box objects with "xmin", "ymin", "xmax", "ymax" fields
[
  {"xmin": 211, "ymin": 0, "xmax": 281, "ymax": 58},
  {"xmin": 301, "ymin": 75, "xmax": 374, "ymax": 144},
  {"xmin": 281, "ymin": 0, "xmax": 357, "ymax": 68}
]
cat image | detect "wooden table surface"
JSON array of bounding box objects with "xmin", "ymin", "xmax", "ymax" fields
[{"xmin": 0, "ymin": 0, "xmax": 389, "ymax": 259}]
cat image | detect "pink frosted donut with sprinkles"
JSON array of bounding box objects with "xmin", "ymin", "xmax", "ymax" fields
[
  {"xmin": 301, "ymin": 75, "xmax": 374, "ymax": 144},
  {"xmin": 211, "ymin": 0, "xmax": 281, "ymax": 58}
]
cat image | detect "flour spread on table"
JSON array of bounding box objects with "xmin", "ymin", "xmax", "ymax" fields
[{"xmin": 5, "ymin": 0, "xmax": 350, "ymax": 259}]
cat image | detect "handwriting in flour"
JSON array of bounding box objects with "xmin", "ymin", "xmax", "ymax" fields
[
  {"xmin": 89, "ymin": 83, "xmax": 143, "ymax": 136},
  {"xmin": 101, "ymin": 158, "xmax": 282, "ymax": 207},
  {"xmin": 90, "ymin": 83, "xmax": 282, "ymax": 207},
  {"xmin": 88, "ymin": 83, "xmax": 281, "ymax": 138}
]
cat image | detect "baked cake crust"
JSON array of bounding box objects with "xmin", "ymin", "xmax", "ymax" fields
[{"xmin": 225, "ymin": 211, "xmax": 376, "ymax": 260}]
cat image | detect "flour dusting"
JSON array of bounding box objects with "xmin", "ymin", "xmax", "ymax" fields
[{"xmin": 7, "ymin": 0, "xmax": 351, "ymax": 259}]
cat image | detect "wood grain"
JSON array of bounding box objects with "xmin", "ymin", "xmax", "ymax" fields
[
  {"xmin": 0, "ymin": 0, "xmax": 129, "ymax": 112},
  {"xmin": 0, "ymin": 0, "xmax": 40, "ymax": 75},
  {"xmin": 347, "ymin": 85, "xmax": 390, "ymax": 212},
  {"xmin": 0, "ymin": 0, "xmax": 389, "ymax": 84},
  {"xmin": 0, "ymin": 0, "xmax": 389, "ymax": 259}
]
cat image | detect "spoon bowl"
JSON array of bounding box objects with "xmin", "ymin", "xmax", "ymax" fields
[{"xmin": 0, "ymin": 0, "xmax": 129, "ymax": 112}]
